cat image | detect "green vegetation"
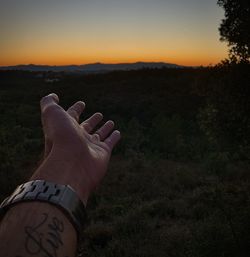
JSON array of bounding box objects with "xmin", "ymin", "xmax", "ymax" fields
[{"xmin": 0, "ymin": 66, "xmax": 249, "ymax": 257}]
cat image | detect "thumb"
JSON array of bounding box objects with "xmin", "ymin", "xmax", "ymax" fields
[
  {"xmin": 40, "ymin": 94, "xmax": 59, "ymax": 158},
  {"xmin": 40, "ymin": 93, "xmax": 59, "ymax": 113}
]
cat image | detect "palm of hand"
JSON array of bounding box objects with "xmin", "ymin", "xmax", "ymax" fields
[{"xmin": 40, "ymin": 94, "xmax": 120, "ymax": 193}]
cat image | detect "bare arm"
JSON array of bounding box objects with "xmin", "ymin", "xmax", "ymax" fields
[
  {"xmin": 0, "ymin": 94, "xmax": 121, "ymax": 257},
  {"xmin": 0, "ymin": 202, "xmax": 77, "ymax": 257}
]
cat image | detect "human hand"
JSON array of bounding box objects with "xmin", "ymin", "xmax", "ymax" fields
[{"xmin": 31, "ymin": 93, "xmax": 121, "ymax": 205}]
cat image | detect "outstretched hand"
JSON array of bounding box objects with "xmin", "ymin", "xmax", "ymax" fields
[{"xmin": 32, "ymin": 93, "xmax": 121, "ymax": 205}]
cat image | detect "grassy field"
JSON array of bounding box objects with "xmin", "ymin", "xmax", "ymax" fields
[{"xmin": 0, "ymin": 67, "xmax": 249, "ymax": 257}]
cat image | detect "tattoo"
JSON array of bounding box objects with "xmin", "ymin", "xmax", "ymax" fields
[{"xmin": 24, "ymin": 213, "xmax": 64, "ymax": 257}]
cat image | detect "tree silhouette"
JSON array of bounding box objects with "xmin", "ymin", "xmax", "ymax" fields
[{"xmin": 218, "ymin": 0, "xmax": 250, "ymax": 62}]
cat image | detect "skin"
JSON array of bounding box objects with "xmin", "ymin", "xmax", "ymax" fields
[{"xmin": 0, "ymin": 93, "xmax": 121, "ymax": 257}]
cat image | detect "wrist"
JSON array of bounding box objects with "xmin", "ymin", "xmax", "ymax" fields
[
  {"xmin": 0, "ymin": 201, "xmax": 77, "ymax": 257},
  {"xmin": 31, "ymin": 149, "xmax": 91, "ymax": 206},
  {"xmin": 0, "ymin": 180, "xmax": 87, "ymax": 242}
]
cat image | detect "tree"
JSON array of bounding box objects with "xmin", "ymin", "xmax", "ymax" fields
[{"xmin": 218, "ymin": 0, "xmax": 250, "ymax": 62}]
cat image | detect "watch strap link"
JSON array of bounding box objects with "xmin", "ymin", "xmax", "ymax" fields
[{"xmin": 0, "ymin": 180, "xmax": 86, "ymax": 237}]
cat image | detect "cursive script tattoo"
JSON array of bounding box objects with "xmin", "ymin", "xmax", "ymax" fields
[{"xmin": 24, "ymin": 213, "xmax": 64, "ymax": 257}]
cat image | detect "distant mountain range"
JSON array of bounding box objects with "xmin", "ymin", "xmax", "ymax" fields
[{"xmin": 0, "ymin": 62, "xmax": 187, "ymax": 73}]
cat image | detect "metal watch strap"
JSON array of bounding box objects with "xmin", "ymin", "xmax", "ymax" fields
[{"xmin": 0, "ymin": 180, "xmax": 86, "ymax": 237}]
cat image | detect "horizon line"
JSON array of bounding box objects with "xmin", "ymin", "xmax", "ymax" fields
[{"xmin": 0, "ymin": 60, "xmax": 209, "ymax": 68}]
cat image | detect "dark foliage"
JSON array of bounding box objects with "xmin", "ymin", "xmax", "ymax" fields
[
  {"xmin": 0, "ymin": 67, "xmax": 249, "ymax": 257},
  {"xmin": 218, "ymin": 0, "xmax": 250, "ymax": 62}
]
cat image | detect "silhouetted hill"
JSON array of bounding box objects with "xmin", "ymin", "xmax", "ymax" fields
[{"xmin": 0, "ymin": 62, "xmax": 186, "ymax": 73}]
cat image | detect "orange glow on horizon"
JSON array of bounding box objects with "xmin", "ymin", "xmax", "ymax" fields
[
  {"xmin": 0, "ymin": 58, "xmax": 226, "ymax": 67},
  {"xmin": 0, "ymin": 52, "xmax": 227, "ymax": 67},
  {"xmin": 0, "ymin": 25, "xmax": 228, "ymax": 67},
  {"xmin": 0, "ymin": 39, "xmax": 228, "ymax": 67}
]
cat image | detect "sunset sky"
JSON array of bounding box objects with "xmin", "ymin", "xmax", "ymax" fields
[{"xmin": 0, "ymin": 0, "xmax": 228, "ymax": 66}]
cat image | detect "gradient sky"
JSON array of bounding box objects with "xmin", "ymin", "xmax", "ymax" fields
[{"xmin": 0, "ymin": 0, "xmax": 228, "ymax": 66}]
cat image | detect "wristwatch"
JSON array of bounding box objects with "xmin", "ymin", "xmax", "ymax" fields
[{"xmin": 0, "ymin": 180, "xmax": 87, "ymax": 239}]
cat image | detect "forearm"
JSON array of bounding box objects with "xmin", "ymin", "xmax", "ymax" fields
[
  {"xmin": 0, "ymin": 151, "xmax": 87, "ymax": 257},
  {"xmin": 0, "ymin": 94, "xmax": 120, "ymax": 257},
  {"xmin": 30, "ymin": 149, "xmax": 90, "ymax": 206},
  {"xmin": 0, "ymin": 201, "xmax": 77, "ymax": 257},
  {"xmin": 0, "ymin": 147, "xmax": 91, "ymax": 257}
]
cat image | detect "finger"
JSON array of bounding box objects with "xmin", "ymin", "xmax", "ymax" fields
[
  {"xmin": 96, "ymin": 120, "xmax": 114, "ymax": 141},
  {"xmin": 104, "ymin": 130, "xmax": 121, "ymax": 150},
  {"xmin": 81, "ymin": 112, "xmax": 103, "ymax": 133},
  {"xmin": 40, "ymin": 93, "xmax": 59, "ymax": 112},
  {"xmin": 92, "ymin": 133, "xmax": 100, "ymax": 142},
  {"xmin": 67, "ymin": 101, "xmax": 85, "ymax": 122}
]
